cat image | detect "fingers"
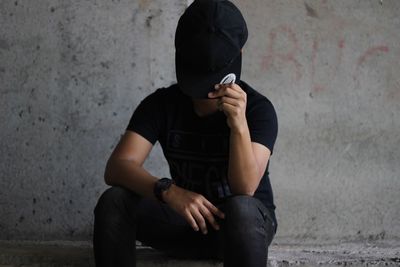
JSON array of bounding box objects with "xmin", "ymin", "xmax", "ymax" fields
[
  {"xmin": 217, "ymin": 83, "xmax": 246, "ymax": 96},
  {"xmin": 219, "ymin": 101, "xmax": 238, "ymax": 115},
  {"xmin": 187, "ymin": 201, "xmax": 225, "ymax": 234},
  {"xmin": 184, "ymin": 209, "xmax": 200, "ymax": 232},
  {"xmin": 203, "ymin": 199, "xmax": 225, "ymax": 219},
  {"xmin": 191, "ymin": 206, "xmax": 208, "ymax": 234},
  {"xmin": 208, "ymin": 86, "xmax": 242, "ymax": 99},
  {"xmin": 199, "ymin": 205, "xmax": 220, "ymax": 231},
  {"xmin": 181, "ymin": 192, "xmax": 226, "ymax": 234},
  {"xmin": 193, "ymin": 201, "xmax": 225, "ymax": 233},
  {"xmin": 219, "ymin": 96, "xmax": 239, "ymax": 107},
  {"xmin": 229, "ymin": 83, "xmax": 247, "ymax": 96}
]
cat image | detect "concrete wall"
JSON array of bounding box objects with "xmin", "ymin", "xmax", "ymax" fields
[{"xmin": 0, "ymin": 0, "xmax": 399, "ymax": 242}]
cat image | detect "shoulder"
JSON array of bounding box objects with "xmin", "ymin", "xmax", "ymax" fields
[
  {"xmin": 152, "ymin": 83, "xmax": 182, "ymax": 99},
  {"xmin": 239, "ymin": 80, "xmax": 276, "ymax": 115},
  {"xmin": 139, "ymin": 83, "xmax": 181, "ymax": 103},
  {"xmin": 159, "ymin": 83, "xmax": 182, "ymax": 99},
  {"xmin": 239, "ymin": 80, "xmax": 278, "ymax": 153}
]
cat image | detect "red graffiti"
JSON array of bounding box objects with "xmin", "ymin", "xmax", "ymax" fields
[
  {"xmin": 310, "ymin": 37, "xmax": 345, "ymax": 93},
  {"xmin": 357, "ymin": 46, "xmax": 389, "ymax": 66},
  {"xmin": 353, "ymin": 45, "xmax": 389, "ymax": 82},
  {"xmin": 338, "ymin": 39, "xmax": 345, "ymax": 49},
  {"xmin": 337, "ymin": 39, "xmax": 345, "ymax": 65},
  {"xmin": 260, "ymin": 25, "xmax": 391, "ymax": 91}
]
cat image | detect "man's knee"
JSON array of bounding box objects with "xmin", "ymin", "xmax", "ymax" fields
[
  {"xmin": 94, "ymin": 186, "xmax": 141, "ymax": 217},
  {"xmin": 223, "ymin": 195, "xmax": 267, "ymax": 230},
  {"xmin": 222, "ymin": 195, "xmax": 274, "ymax": 246}
]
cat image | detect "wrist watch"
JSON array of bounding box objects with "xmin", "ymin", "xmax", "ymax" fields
[{"xmin": 153, "ymin": 177, "xmax": 175, "ymax": 203}]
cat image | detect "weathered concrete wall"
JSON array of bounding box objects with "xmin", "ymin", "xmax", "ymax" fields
[
  {"xmin": 0, "ymin": 0, "xmax": 399, "ymax": 241},
  {"xmin": 237, "ymin": 0, "xmax": 400, "ymax": 241},
  {"xmin": 0, "ymin": 0, "xmax": 184, "ymax": 240}
]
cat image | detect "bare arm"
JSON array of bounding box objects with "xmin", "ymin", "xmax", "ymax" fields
[
  {"xmin": 207, "ymin": 82, "xmax": 272, "ymax": 196},
  {"xmin": 227, "ymin": 124, "xmax": 271, "ymax": 196},
  {"xmin": 104, "ymin": 130, "xmax": 159, "ymax": 201},
  {"xmin": 104, "ymin": 130, "xmax": 224, "ymax": 234}
]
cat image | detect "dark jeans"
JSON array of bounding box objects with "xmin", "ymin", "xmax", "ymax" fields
[{"xmin": 93, "ymin": 186, "xmax": 277, "ymax": 267}]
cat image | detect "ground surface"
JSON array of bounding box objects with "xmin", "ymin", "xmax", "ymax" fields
[{"xmin": 0, "ymin": 240, "xmax": 399, "ymax": 267}]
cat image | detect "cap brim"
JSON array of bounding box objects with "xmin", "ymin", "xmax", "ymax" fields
[{"xmin": 176, "ymin": 53, "xmax": 242, "ymax": 99}]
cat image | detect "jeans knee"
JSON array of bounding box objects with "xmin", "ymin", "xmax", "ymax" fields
[
  {"xmin": 94, "ymin": 186, "xmax": 141, "ymax": 218},
  {"xmin": 223, "ymin": 195, "xmax": 265, "ymax": 226}
]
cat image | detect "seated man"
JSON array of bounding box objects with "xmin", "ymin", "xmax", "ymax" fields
[{"xmin": 93, "ymin": 0, "xmax": 278, "ymax": 266}]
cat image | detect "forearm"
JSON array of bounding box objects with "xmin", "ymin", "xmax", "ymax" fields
[
  {"xmin": 228, "ymin": 122, "xmax": 260, "ymax": 195},
  {"xmin": 104, "ymin": 158, "xmax": 159, "ymax": 201}
]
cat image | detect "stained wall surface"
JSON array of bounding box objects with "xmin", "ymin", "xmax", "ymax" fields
[{"xmin": 0, "ymin": 0, "xmax": 399, "ymax": 241}]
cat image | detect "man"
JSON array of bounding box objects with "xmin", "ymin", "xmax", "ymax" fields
[{"xmin": 93, "ymin": 0, "xmax": 278, "ymax": 266}]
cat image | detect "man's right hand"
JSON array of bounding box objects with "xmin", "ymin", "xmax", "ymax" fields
[{"xmin": 162, "ymin": 184, "xmax": 225, "ymax": 234}]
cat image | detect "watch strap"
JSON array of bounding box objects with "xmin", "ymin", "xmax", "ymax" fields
[{"xmin": 153, "ymin": 177, "xmax": 175, "ymax": 203}]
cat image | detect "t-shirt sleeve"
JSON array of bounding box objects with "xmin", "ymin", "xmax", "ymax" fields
[
  {"xmin": 246, "ymin": 98, "xmax": 278, "ymax": 155},
  {"xmin": 125, "ymin": 89, "xmax": 163, "ymax": 145}
]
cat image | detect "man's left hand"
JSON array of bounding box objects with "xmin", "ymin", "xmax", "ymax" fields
[{"xmin": 208, "ymin": 83, "xmax": 247, "ymax": 133}]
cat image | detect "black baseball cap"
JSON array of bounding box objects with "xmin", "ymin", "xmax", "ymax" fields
[{"xmin": 175, "ymin": 0, "xmax": 248, "ymax": 99}]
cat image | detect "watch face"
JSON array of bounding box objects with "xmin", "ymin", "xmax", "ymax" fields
[
  {"xmin": 158, "ymin": 178, "xmax": 173, "ymax": 191},
  {"xmin": 162, "ymin": 178, "xmax": 172, "ymax": 188},
  {"xmin": 154, "ymin": 178, "xmax": 173, "ymax": 203}
]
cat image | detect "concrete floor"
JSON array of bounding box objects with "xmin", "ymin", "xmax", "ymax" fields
[{"xmin": 0, "ymin": 240, "xmax": 399, "ymax": 267}]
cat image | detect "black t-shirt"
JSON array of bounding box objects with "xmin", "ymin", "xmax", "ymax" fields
[{"xmin": 126, "ymin": 80, "xmax": 278, "ymax": 222}]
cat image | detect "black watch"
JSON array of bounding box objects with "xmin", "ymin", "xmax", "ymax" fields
[{"xmin": 153, "ymin": 177, "xmax": 175, "ymax": 203}]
